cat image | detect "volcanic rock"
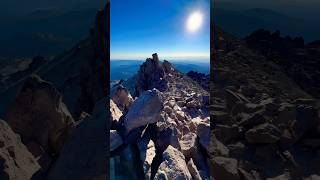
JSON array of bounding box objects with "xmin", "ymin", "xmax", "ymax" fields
[
  {"xmin": 154, "ymin": 145, "xmax": 192, "ymax": 180},
  {"xmin": 124, "ymin": 89, "xmax": 163, "ymax": 134},
  {"xmin": 187, "ymin": 158, "xmax": 202, "ymax": 180},
  {"xmin": 135, "ymin": 53, "xmax": 168, "ymax": 96},
  {"xmin": 111, "ymin": 85, "xmax": 133, "ymax": 112},
  {"xmin": 211, "ymin": 157, "xmax": 239, "ymax": 180},
  {"xmin": 245, "ymin": 123, "xmax": 281, "ymax": 144},
  {"xmin": 138, "ymin": 139, "xmax": 156, "ymax": 180},
  {"xmin": 110, "ymin": 100, "xmax": 122, "ymax": 122},
  {"xmin": 47, "ymin": 98, "xmax": 108, "ymax": 180},
  {"xmin": 5, "ymin": 75, "xmax": 74, "ymax": 156},
  {"xmin": 0, "ymin": 119, "xmax": 41, "ymax": 180}
]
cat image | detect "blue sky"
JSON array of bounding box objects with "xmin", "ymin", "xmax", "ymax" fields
[{"xmin": 111, "ymin": 0, "xmax": 210, "ymax": 61}]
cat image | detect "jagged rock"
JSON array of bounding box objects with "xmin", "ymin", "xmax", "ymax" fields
[
  {"xmin": 124, "ymin": 89, "xmax": 163, "ymax": 134},
  {"xmin": 197, "ymin": 122, "xmax": 211, "ymax": 153},
  {"xmin": 111, "ymin": 85, "xmax": 133, "ymax": 112},
  {"xmin": 245, "ymin": 123, "xmax": 281, "ymax": 144},
  {"xmin": 187, "ymin": 158, "xmax": 202, "ymax": 180},
  {"xmin": 47, "ymin": 98, "xmax": 108, "ymax": 180},
  {"xmin": 110, "ymin": 100, "xmax": 122, "ymax": 122},
  {"xmin": 156, "ymin": 126, "xmax": 181, "ymax": 152},
  {"xmin": 176, "ymin": 111, "xmax": 186, "ymax": 121},
  {"xmin": 0, "ymin": 119, "xmax": 40, "ymax": 180},
  {"xmin": 135, "ymin": 53, "xmax": 168, "ymax": 96},
  {"xmin": 77, "ymin": 2, "xmax": 109, "ymax": 115},
  {"xmin": 110, "ymin": 130, "xmax": 123, "ymax": 151},
  {"xmin": 5, "ymin": 75, "xmax": 74, "ymax": 156},
  {"xmin": 180, "ymin": 132, "xmax": 207, "ymax": 170},
  {"xmin": 211, "ymin": 157, "xmax": 239, "ymax": 180},
  {"xmin": 214, "ymin": 124, "xmax": 239, "ymax": 144},
  {"xmin": 227, "ymin": 142, "xmax": 246, "ymax": 157},
  {"xmin": 238, "ymin": 168, "xmax": 262, "ymax": 180},
  {"xmin": 138, "ymin": 139, "xmax": 156, "ymax": 180},
  {"xmin": 239, "ymin": 112, "xmax": 267, "ymax": 129},
  {"xmin": 163, "ymin": 106, "xmax": 172, "ymax": 114},
  {"xmin": 211, "ymin": 135, "xmax": 230, "ymax": 157},
  {"xmin": 154, "ymin": 145, "xmax": 192, "ymax": 180}
]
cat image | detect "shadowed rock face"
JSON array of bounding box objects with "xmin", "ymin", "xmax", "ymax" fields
[
  {"xmin": 47, "ymin": 98, "xmax": 108, "ymax": 180},
  {"xmin": 46, "ymin": 3, "xmax": 110, "ymax": 180},
  {"xmin": 210, "ymin": 26, "xmax": 320, "ymax": 179},
  {"xmin": 77, "ymin": 3, "xmax": 109, "ymax": 115},
  {"xmin": 5, "ymin": 75, "xmax": 74, "ymax": 157},
  {"xmin": 245, "ymin": 29, "xmax": 320, "ymax": 99},
  {"xmin": 0, "ymin": 119, "xmax": 41, "ymax": 180},
  {"xmin": 0, "ymin": 2, "xmax": 110, "ymax": 179}
]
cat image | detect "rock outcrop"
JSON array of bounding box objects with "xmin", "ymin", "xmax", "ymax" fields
[
  {"xmin": 124, "ymin": 89, "xmax": 163, "ymax": 135},
  {"xmin": 135, "ymin": 53, "xmax": 168, "ymax": 96},
  {"xmin": 0, "ymin": 119, "xmax": 40, "ymax": 180},
  {"xmin": 154, "ymin": 145, "xmax": 192, "ymax": 180},
  {"xmin": 47, "ymin": 98, "xmax": 108, "ymax": 180},
  {"xmin": 5, "ymin": 75, "xmax": 74, "ymax": 164},
  {"xmin": 110, "ymin": 53, "xmax": 210, "ymax": 179}
]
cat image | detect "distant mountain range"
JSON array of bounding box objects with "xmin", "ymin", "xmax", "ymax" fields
[
  {"xmin": 214, "ymin": 7, "xmax": 320, "ymax": 42},
  {"xmin": 0, "ymin": 8, "xmax": 101, "ymax": 58},
  {"xmin": 110, "ymin": 60, "xmax": 209, "ymax": 81}
]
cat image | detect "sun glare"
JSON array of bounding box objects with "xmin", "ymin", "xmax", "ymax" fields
[{"xmin": 186, "ymin": 11, "xmax": 203, "ymax": 33}]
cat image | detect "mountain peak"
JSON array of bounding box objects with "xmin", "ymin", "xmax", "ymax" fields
[{"xmin": 135, "ymin": 53, "xmax": 168, "ymax": 96}]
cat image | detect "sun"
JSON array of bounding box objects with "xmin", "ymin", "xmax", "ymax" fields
[{"xmin": 186, "ymin": 11, "xmax": 203, "ymax": 33}]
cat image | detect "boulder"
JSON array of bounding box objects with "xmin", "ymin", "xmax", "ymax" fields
[
  {"xmin": 211, "ymin": 135, "xmax": 230, "ymax": 157},
  {"xmin": 5, "ymin": 75, "xmax": 74, "ymax": 156},
  {"xmin": 0, "ymin": 119, "xmax": 40, "ymax": 180},
  {"xmin": 111, "ymin": 85, "xmax": 133, "ymax": 112},
  {"xmin": 187, "ymin": 158, "xmax": 202, "ymax": 180},
  {"xmin": 154, "ymin": 145, "xmax": 192, "ymax": 180},
  {"xmin": 156, "ymin": 126, "xmax": 181, "ymax": 152},
  {"xmin": 214, "ymin": 125, "xmax": 239, "ymax": 144},
  {"xmin": 138, "ymin": 139, "xmax": 156, "ymax": 180},
  {"xmin": 124, "ymin": 89, "xmax": 163, "ymax": 134},
  {"xmin": 110, "ymin": 100, "xmax": 122, "ymax": 122},
  {"xmin": 197, "ymin": 122, "xmax": 211, "ymax": 153},
  {"xmin": 47, "ymin": 98, "xmax": 108, "ymax": 180},
  {"xmin": 180, "ymin": 133, "xmax": 207, "ymax": 170},
  {"xmin": 245, "ymin": 123, "xmax": 281, "ymax": 144},
  {"xmin": 211, "ymin": 157, "xmax": 239, "ymax": 180}
]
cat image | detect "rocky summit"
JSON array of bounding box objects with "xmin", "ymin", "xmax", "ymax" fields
[
  {"xmin": 110, "ymin": 53, "xmax": 210, "ymax": 180},
  {"xmin": 210, "ymin": 26, "xmax": 320, "ymax": 179}
]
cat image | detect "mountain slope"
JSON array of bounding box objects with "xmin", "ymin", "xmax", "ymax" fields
[{"xmin": 210, "ymin": 26, "xmax": 320, "ymax": 179}]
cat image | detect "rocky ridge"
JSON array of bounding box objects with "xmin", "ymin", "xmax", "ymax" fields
[
  {"xmin": 0, "ymin": 2, "xmax": 109, "ymax": 180},
  {"xmin": 210, "ymin": 26, "xmax": 320, "ymax": 179},
  {"xmin": 110, "ymin": 53, "xmax": 211, "ymax": 180}
]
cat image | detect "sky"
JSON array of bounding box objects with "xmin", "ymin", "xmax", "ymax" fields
[
  {"xmin": 0, "ymin": 0, "xmax": 105, "ymax": 16},
  {"xmin": 110, "ymin": 0, "xmax": 210, "ymax": 61}
]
